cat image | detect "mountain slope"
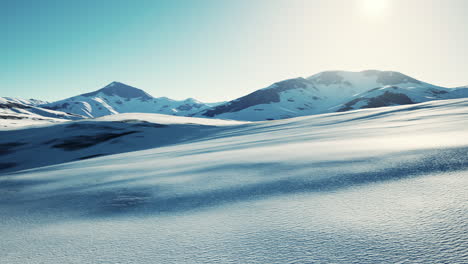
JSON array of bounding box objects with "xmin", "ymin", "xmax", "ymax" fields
[
  {"xmin": 196, "ymin": 70, "xmax": 468, "ymax": 121},
  {"xmin": 200, "ymin": 77, "xmax": 324, "ymax": 121},
  {"xmin": 42, "ymin": 82, "xmax": 211, "ymax": 118},
  {"xmin": 1, "ymin": 97, "xmax": 49, "ymax": 106},
  {"xmin": 333, "ymin": 85, "xmax": 468, "ymax": 112},
  {"xmin": 8, "ymin": 70, "xmax": 468, "ymax": 122},
  {"xmin": 1, "ymin": 98, "xmax": 467, "ymax": 264},
  {"xmin": 306, "ymin": 70, "xmax": 434, "ymax": 104},
  {"xmin": 0, "ymin": 97, "xmax": 84, "ymax": 129}
]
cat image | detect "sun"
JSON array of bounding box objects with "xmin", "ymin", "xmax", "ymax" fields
[{"xmin": 360, "ymin": 0, "xmax": 389, "ymax": 18}]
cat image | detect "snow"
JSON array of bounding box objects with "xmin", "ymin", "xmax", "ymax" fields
[
  {"xmin": 42, "ymin": 82, "xmax": 213, "ymax": 118},
  {"xmin": 197, "ymin": 70, "xmax": 468, "ymax": 121},
  {"xmin": 30, "ymin": 73, "xmax": 468, "ymax": 122},
  {"xmin": 95, "ymin": 112, "xmax": 247, "ymax": 125},
  {"xmin": 1, "ymin": 98, "xmax": 467, "ymax": 263},
  {"xmin": 0, "ymin": 113, "xmax": 246, "ymax": 173},
  {"xmin": 1, "ymin": 97, "xmax": 49, "ymax": 106},
  {"xmin": 0, "ymin": 98, "xmax": 84, "ymax": 129}
]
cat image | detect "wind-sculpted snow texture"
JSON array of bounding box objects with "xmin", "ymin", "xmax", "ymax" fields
[
  {"xmin": 1, "ymin": 98, "xmax": 467, "ymax": 263},
  {"xmin": 0, "ymin": 113, "xmax": 246, "ymax": 173}
]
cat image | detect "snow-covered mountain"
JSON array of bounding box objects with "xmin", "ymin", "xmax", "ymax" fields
[
  {"xmin": 199, "ymin": 77, "xmax": 324, "ymax": 120},
  {"xmin": 0, "ymin": 97, "xmax": 84, "ymax": 129},
  {"xmin": 196, "ymin": 70, "xmax": 468, "ymax": 121},
  {"xmin": 5, "ymin": 70, "xmax": 468, "ymax": 122},
  {"xmin": 334, "ymin": 85, "xmax": 468, "ymax": 112},
  {"xmin": 41, "ymin": 82, "xmax": 211, "ymax": 118},
  {"xmin": 1, "ymin": 97, "xmax": 49, "ymax": 106}
]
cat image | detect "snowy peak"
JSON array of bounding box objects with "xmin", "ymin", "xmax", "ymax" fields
[
  {"xmin": 307, "ymin": 70, "xmax": 423, "ymax": 87},
  {"xmin": 81, "ymin": 81, "xmax": 153, "ymax": 100},
  {"xmin": 304, "ymin": 70, "xmax": 434, "ymax": 106},
  {"xmin": 41, "ymin": 82, "xmax": 211, "ymax": 118},
  {"xmin": 7, "ymin": 70, "xmax": 468, "ymax": 122},
  {"xmin": 201, "ymin": 77, "xmax": 319, "ymax": 119},
  {"xmin": 308, "ymin": 71, "xmax": 353, "ymax": 86},
  {"xmin": 360, "ymin": 70, "xmax": 422, "ymax": 85},
  {"xmin": 195, "ymin": 70, "xmax": 468, "ymax": 121},
  {"xmin": 183, "ymin": 98, "xmax": 202, "ymax": 104},
  {"xmin": 309, "ymin": 69, "xmax": 434, "ymax": 90}
]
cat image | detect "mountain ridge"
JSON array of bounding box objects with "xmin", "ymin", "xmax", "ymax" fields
[
  {"xmin": 0, "ymin": 97, "xmax": 84, "ymax": 129},
  {"xmin": 81, "ymin": 81, "xmax": 153, "ymax": 100},
  {"xmin": 195, "ymin": 70, "xmax": 468, "ymax": 120},
  {"xmin": 41, "ymin": 82, "xmax": 212, "ymax": 118},
  {"xmin": 4, "ymin": 70, "xmax": 467, "ymax": 123}
]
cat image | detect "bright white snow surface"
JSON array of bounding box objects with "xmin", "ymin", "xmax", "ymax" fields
[
  {"xmin": 0, "ymin": 97, "xmax": 83, "ymax": 130},
  {"xmin": 1, "ymin": 99, "xmax": 468, "ymax": 264}
]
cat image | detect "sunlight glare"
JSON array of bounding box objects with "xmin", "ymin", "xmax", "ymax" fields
[{"xmin": 361, "ymin": 0, "xmax": 389, "ymax": 18}]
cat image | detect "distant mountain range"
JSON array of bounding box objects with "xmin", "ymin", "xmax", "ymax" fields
[
  {"xmin": 40, "ymin": 82, "xmax": 212, "ymax": 118},
  {"xmin": 2, "ymin": 70, "xmax": 468, "ymax": 124},
  {"xmin": 195, "ymin": 70, "xmax": 468, "ymax": 120}
]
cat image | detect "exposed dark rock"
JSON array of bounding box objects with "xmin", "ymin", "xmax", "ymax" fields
[
  {"xmin": 338, "ymin": 91, "xmax": 414, "ymax": 112},
  {"xmin": 202, "ymin": 78, "xmax": 316, "ymax": 117},
  {"xmin": 364, "ymin": 91, "xmax": 414, "ymax": 108},
  {"xmin": 176, "ymin": 104, "xmax": 194, "ymax": 111},
  {"xmin": 43, "ymin": 102, "xmax": 70, "ymax": 110},
  {"xmin": 0, "ymin": 115, "xmax": 26, "ymax": 120},
  {"xmin": 0, "ymin": 102, "xmax": 31, "ymax": 109}
]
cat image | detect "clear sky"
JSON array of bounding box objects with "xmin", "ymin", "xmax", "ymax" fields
[{"xmin": 2, "ymin": 0, "xmax": 468, "ymax": 102}]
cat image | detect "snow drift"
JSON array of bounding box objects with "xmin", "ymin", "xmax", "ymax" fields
[{"xmin": 1, "ymin": 98, "xmax": 467, "ymax": 263}]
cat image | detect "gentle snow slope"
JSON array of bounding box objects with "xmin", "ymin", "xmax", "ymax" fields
[
  {"xmin": 1, "ymin": 98, "xmax": 468, "ymax": 264},
  {"xmin": 0, "ymin": 113, "xmax": 245, "ymax": 173}
]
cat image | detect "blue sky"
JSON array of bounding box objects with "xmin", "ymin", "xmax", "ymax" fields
[{"xmin": 3, "ymin": 0, "xmax": 468, "ymax": 102}]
